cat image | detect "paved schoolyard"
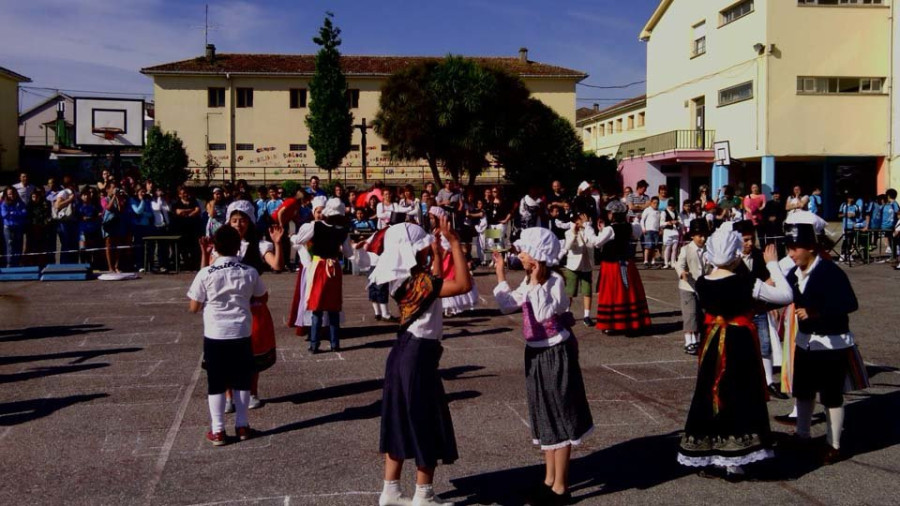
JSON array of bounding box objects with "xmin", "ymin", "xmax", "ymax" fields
[{"xmin": 0, "ymin": 261, "xmax": 898, "ymax": 505}]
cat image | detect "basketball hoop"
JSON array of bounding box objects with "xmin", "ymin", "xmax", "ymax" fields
[{"xmin": 93, "ymin": 127, "xmax": 123, "ymax": 141}]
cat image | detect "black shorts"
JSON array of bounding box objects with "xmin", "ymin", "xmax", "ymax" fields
[
  {"xmin": 792, "ymin": 346, "xmax": 849, "ymax": 408},
  {"xmin": 203, "ymin": 337, "xmax": 254, "ymax": 395}
]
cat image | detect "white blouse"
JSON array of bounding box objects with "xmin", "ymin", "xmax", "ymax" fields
[{"xmin": 493, "ymin": 271, "xmax": 571, "ymax": 348}]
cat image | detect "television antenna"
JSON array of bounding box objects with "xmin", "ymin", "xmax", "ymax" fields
[{"xmin": 192, "ymin": 4, "xmax": 221, "ymax": 46}]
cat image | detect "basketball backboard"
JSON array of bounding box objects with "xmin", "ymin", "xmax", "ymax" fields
[
  {"xmin": 713, "ymin": 140, "xmax": 731, "ymax": 166},
  {"xmin": 74, "ymin": 97, "xmax": 145, "ymax": 148}
]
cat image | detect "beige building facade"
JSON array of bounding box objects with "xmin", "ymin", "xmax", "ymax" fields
[
  {"xmin": 577, "ymin": 96, "xmax": 646, "ymax": 159},
  {"xmin": 0, "ymin": 66, "xmax": 31, "ymax": 173},
  {"xmin": 621, "ymin": 0, "xmax": 892, "ymax": 217},
  {"xmin": 142, "ymin": 48, "xmax": 586, "ymax": 185}
]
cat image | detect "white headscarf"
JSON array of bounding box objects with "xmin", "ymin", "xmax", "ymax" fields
[
  {"xmin": 311, "ymin": 196, "xmax": 328, "ymax": 210},
  {"xmin": 577, "ymin": 181, "xmax": 590, "ymax": 194},
  {"xmin": 227, "ymin": 200, "xmax": 257, "ymax": 225},
  {"xmin": 784, "ymin": 210, "xmax": 826, "ymax": 235},
  {"xmin": 368, "ymin": 223, "xmax": 435, "ymax": 291},
  {"xmin": 705, "ymin": 228, "xmax": 743, "ymax": 267},
  {"xmin": 323, "ymin": 198, "xmax": 345, "ymax": 217},
  {"xmin": 514, "ymin": 227, "xmax": 561, "ymax": 267},
  {"xmin": 428, "ymin": 206, "xmax": 446, "ymax": 219}
]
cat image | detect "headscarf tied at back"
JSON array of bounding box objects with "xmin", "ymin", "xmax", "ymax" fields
[
  {"xmin": 514, "ymin": 227, "xmax": 562, "ymax": 267},
  {"xmin": 704, "ymin": 228, "xmax": 743, "ymax": 268},
  {"xmin": 323, "ymin": 198, "xmax": 346, "ymax": 217},
  {"xmin": 368, "ymin": 223, "xmax": 435, "ymax": 292},
  {"xmin": 227, "ymin": 200, "xmax": 257, "ymax": 225},
  {"xmin": 311, "ymin": 196, "xmax": 328, "ymax": 210}
]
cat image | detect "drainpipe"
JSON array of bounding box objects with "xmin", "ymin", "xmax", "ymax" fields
[{"xmin": 227, "ymin": 72, "xmax": 236, "ymax": 184}]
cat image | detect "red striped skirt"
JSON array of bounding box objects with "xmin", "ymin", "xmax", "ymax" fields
[{"xmin": 595, "ymin": 260, "xmax": 651, "ymax": 331}]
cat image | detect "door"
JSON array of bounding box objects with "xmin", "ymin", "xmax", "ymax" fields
[{"xmin": 693, "ymin": 97, "xmax": 706, "ymax": 150}]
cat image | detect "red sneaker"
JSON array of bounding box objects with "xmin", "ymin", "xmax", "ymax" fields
[
  {"xmin": 236, "ymin": 426, "xmax": 256, "ymax": 441},
  {"xmin": 206, "ymin": 430, "xmax": 226, "ymax": 446}
]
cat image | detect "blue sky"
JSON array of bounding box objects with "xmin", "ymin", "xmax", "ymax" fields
[{"xmin": 1, "ymin": 0, "xmax": 659, "ymax": 111}]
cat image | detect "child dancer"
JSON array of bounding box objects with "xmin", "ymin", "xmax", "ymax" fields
[
  {"xmin": 678, "ymin": 228, "xmax": 792, "ymax": 480},
  {"xmin": 493, "ymin": 227, "xmax": 593, "ymax": 505},
  {"xmin": 674, "ymin": 219, "xmax": 711, "ymax": 355},
  {"xmin": 371, "ymin": 218, "xmax": 471, "ymax": 506},
  {"xmin": 199, "ymin": 200, "xmax": 283, "ymax": 410},
  {"xmin": 562, "ymin": 213, "xmax": 598, "ymax": 327},
  {"xmin": 188, "ymin": 226, "xmax": 268, "ymax": 445},
  {"xmin": 661, "ymin": 199, "xmax": 681, "ymax": 268},
  {"xmin": 428, "ymin": 207, "xmax": 478, "ymax": 317}
]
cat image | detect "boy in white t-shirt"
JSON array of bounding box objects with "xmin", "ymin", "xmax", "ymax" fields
[
  {"xmin": 188, "ymin": 226, "xmax": 268, "ymax": 446},
  {"xmin": 640, "ymin": 197, "xmax": 662, "ymax": 267}
]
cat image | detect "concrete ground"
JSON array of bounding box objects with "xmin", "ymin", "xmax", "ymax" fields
[{"xmin": 0, "ymin": 261, "xmax": 898, "ymax": 505}]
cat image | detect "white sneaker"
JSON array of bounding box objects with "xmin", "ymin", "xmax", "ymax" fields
[
  {"xmin": 379, "ymin": 493, "xmax": 412, "ymax": 506},
  {"xmin": 224, "ymin": 399, "xmax": 235, "ymax": 414},
  {"xmin": 412, "ymin": 496, "xmax": 453, "ymax": 506},
  {"xmin": 248, "ymin": 395, "xmax": 263, "ymax": 410}
]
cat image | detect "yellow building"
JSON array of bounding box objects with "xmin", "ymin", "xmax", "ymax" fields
[
  {"xmin": 621, "ymin": 0, "xmax": 891, "ymax": 216},
  {"xmin": 577, "ymin": 96, "xmax": 646, "ymax": 159},
  {"xmin": 141, "ymin": 47, "xmax": 586, "ymax": 185},
  {"xmin": 0, "ymin": 66, "xmax": 31, "ymax": 173}
]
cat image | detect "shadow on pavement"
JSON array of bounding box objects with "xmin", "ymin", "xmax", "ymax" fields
[
  {"xmin": 262, "ymin": 390, "xmax": 481, "ymax": 437},
  {"xmin": 447, "ymin": 431, "xmax": 690, "ymax": 505},
  {"xmin": 0, "ymin": 347, "xmax": 142, "ymax": 366},
  {"xmin": 0, "ymin": 324, "xmax": 110, "ymax": 343},
  {"xmin": 650, "ymin": 311, "xmax": 682, "ymax": 319},
  {"xmin": 0, "ymin": 363, "xmax": 110, "ymax": 384},
  {"xmin": 443, "ymin": 328, "xmax": 513, "ymax": 340},
  {"xmin": 0, "ymin": 394, "xmax": 109, "ymax": 426}
]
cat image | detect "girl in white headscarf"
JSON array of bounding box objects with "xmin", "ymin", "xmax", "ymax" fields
[
  {"xmin": 492, "ymin": 227, "xmax": 593, "ymax": 504},
  {"xmin": 199, "ymin": 200, "xmax": 284, "ymax": 411},
  {"xmin": 678, "ymin": 228, "xmax": 792, "ymax": 480},
  {"xmin": 372, "ymin": 218, "xmax": 471, "ymax": 506}
]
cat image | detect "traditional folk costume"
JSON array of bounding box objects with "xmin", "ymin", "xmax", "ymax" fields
[
  {"xmin": 784, "ymin": 221, "xmax": 865, "ymax": 460},
  {"xmin": 678, "ymin": 228, "xmax": 793, "ymax": 475},
  {"xmin": 594, "ymin": 201, "xmax": 652, "ymax": 333},
  {"xmin": 494, "ymin": 228, "xmax": 594, "ymax": 451},
  {"xmin": 428, "ymin": 207, "xmax": 478, "ymax": 316},
  {"xmin": 290, "ymin": 198, "xmax": 352, "ymax": 352},
  {"xmin": 287, "ymin": 196, "xmax": 326, "ymax": 336},
  {"xmin": 674, "ymin": 219, "xmax": 712, "ymax": 355},
  {"xmin": 372, "ymin": 223, "xmax": 458, "ymax": 469}
]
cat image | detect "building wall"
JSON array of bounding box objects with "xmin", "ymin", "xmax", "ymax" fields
[
  {"xmin": 0, "ymin": 76, "xmax": 20, "ymax": 172},
  {"xmin": 645, "ymin": 0, "xmax": 769, "ymax": 160},
  {"xmin": 19, "ymin": 97, "xmax": 75, "ymax": 147},
  {"xmin": 766, "ymin": 1, "xmax": 891, "ymax": 158},
  {"xmin": 579, "ymin": 105, "xmax": 646, "ymax": 159},
  {"xmin": 152, "ymin": 74, "xmax": 579, "ymax": 181}
]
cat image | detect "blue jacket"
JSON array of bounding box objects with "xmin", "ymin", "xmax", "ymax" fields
[{"xmin": 1, "ymin": 200, "xmax": 28, "ymax": 228}]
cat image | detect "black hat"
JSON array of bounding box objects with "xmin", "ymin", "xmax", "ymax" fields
[
  {"xmin": 688, "ymin": 219, "xmax": 710, "ymax": 237},
  {"xmin": 784, "ymin": 223, "xmax": 817, "ymax": 246},
  {"xmin": 734, "ymin": 219, "xmax": 756, "ymax": 235}
]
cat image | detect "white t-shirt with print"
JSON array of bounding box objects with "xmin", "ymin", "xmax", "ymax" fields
[{"xmin": 187, "ymin": 256, "xmax": 267, "ymax": 339}]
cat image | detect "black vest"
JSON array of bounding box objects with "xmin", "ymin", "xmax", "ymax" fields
[
  {"xmin": 786, "ymin": 259, "xmax": 858, "ymax": 336},
  {"xmin": 308, "ymin": 221, "xmax": 349, "ymax": 259},
  {"xmin": 599, "ymin": 223, "xmax": 632, "ymax": 262}
]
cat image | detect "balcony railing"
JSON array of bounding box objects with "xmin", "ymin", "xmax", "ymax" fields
[{"xmin": 615, "ymin": 129, "xmax": 716, "ymax": 163}]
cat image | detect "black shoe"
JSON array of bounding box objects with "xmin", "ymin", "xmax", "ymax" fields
[
  {"xmin": 374, "ymin": 314, "xmax": 383, "ymax": 321},
  {"xmin": 307, "ymin": 346, "xmax": 320, "ymax": 355},
  {"xmin": 330, "ymin": 345, "xmax": 341, "ymax": 352},
  {"xmin": 684, "ymin": 343, "xmax": 699, "ymax": 356},
  {"xmin": 768, "ymin": 384, "xmax": 790, "ymax": 400},
  {"xmin": 384, "ymin": 316, "xmax": 399, "ymax": 323},
  {"xmin": 527, "ymin": 483, "xmax": 553, "ymax": 505},
  {"xmin": 548, "ymin": 489, "xmax": 571, "ymax": 505},
  {"xmin": 582, "ymin": 317, "xmax": 594, "ymax": 327},
  {"xmin": 774, "ymin": 414, "xmax": 797, "ymax": 426}
]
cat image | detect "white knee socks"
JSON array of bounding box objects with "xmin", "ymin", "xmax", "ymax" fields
[
  {"xmin": 372, "ymin": 302, "xmax": 382, "ymax": 316},
  {"xmin": 380, "ymin": 303, "xmax": 390, "ymax": 317},
  {"xmin": 208, "ymin": 394, "xmax": 226, "ymax": 432},
  {"xmin": 684, "ymin": 333, "xmax": 699, "ymax": 346},
  {"xmin": 795, "ymin": 399, "xmax": 815, "ymax": 439},
  {"xmin": 826, "ymin": 406, "xmax": 844, "ymax": 450},
  {"xmin": 762, "ymin": 357, "xmax": 774, "ymax": 386},
  {"xmin": 414, "ymin": 484, "xmax": 435, "ymax": 499},
  {"xmin": 233, "ymin": 389, "xmax": 251, "ymax": 428},
  {"xmin": 379, "ymin": 480, "xmax": 404, "ymax": 506}
]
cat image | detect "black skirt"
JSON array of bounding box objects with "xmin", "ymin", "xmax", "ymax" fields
[
  {"xmin": 203, "ymin": 337, "xmax": 254, "ymax": 395},
  {"xmin": 368, "ymin": 282, "xmax": 390, "ymax": 304},
  {"xmin": 380, "ymin": 332, "xmax": 458, "ymax": 468},
  {"xmin": 792, "ymin": 346, "xmax": 849, "ymax": 408},
  {"xmin": 678, "ymin": 325, "xmax": 773, "ymax": 467},
  {"xmin": 525, "ymin": 336, "xmax": 594, "ymax": 449}
]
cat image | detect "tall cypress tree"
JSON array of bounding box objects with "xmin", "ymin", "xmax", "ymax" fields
[{"xmin": 306, "ymin": 13, "xmax": 353, "ymax": 178}]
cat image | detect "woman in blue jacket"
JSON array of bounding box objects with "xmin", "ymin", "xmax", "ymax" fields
[{"xmin": 1, "ymin": 186, "xmax": 29, "ymax": 267}]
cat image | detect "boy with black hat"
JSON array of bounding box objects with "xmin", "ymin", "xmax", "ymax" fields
[
  {"xmin": 674, "ymin": 219, "xmax": 711, "ymax": 355},
  {"xmin": 784, "ymin": 219, "xmax": 859, "ymax": 464}
]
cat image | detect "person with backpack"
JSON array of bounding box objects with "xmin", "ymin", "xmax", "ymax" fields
[{"xmin": 53, "ymin": 181, "xmax": 80, "ymax": 264}]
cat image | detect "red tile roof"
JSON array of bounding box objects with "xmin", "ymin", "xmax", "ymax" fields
[
  {"xmin": 576, "ymin": 107, "xmax": 596, "ymax": 121},
  {"xmin": 576, "ymin": 95, "xmax": 646, "ymax": 125},
  {"xmin": 141, "ymin": 54, "xmax": 587, "ymax": 79}
]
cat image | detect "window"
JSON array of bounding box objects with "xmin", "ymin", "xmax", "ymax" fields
[
  {"xmin": 798, "ymin": 0, "xmax": 883, "ymax": 5},
  {"xmin": 289, "ymin": 88, "xmax": 307, "ymax": 109},
  {"xmin": 599, "ymin": 124, "xmax": 605, "ymax": 137},
  {"xmin": 350, "ymin": 144, "xmax": 360, "ymax": 151},
  {"xmin": 608, "ymin": 121, "xmax": 614, "ymax": 134},
  {"xmin": 627, "ymin": 115, "xmax": 635, "ymax": 130},
  {"xmin": 236, "ymin": 88, "xmax": 253, "ymax": 108},
  {"xmin": 797, "ymin": 76, "xmax": 887, "ymax": 94},
  {"xmin": 208, "ymin": 143, "xmax": 226, "ymax": 151},
  {"xmin": 236, "ymin": 143, "xmax": 254, "ymax": 151},
  {"xmin": 208, "ymin": 88, "xmax": 225, "ymax": 108},
  {"xmin": 346, "ymin": 89, "xmax": 360, "ymax": 108},
  {"xmin": 719, "ymin": 81, "xmax": 754, "ymax": 106},
  {"xmin": 637, "ymin": 112, "xmax": 646, "ymax": 127},
  {"xmin": 616, "ymin": 119, "xmax": 623, "ymax": 133},
  {"xmin": 720, "ymin": 1, "xmax": 754, "ymax": 26},
  {"xmin": 289, "ymin": 144, "xmax": 307, "ymax": 151},
  {"xmin": 692, "ymin": 21, "xmax": 707, "ymax": 57}
]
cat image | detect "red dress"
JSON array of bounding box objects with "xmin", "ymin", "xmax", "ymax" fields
[{"xmin": 595, "ymin": 223, "xmax": 652, "ymax": 331}]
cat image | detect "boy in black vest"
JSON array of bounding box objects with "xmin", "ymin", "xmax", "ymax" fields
[{"xmin": 784, "ymin": 222, "xmax": 859, "ymax": 465}]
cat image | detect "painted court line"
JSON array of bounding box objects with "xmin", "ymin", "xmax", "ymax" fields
[
  {"xmin": 601, "ymin": 364, "xmax": 639, "ymax": 382},
  {"xmin": 645, "ymin": 295, "xmax": 679, "ymax": 309},
  {"xmin": 83, "ymin": 315, "xmax": 156, "ymax": 324},
  {"xmin": 144, "ymin": 355, "xmax": 204, "ymax": 506},
  {"xmin": 505, "ymin": 401, "xmax": 531, "ymax": 429},
  {"xmin": 185, "ymin": 492, "xmax": 379, "ymax": 506}
]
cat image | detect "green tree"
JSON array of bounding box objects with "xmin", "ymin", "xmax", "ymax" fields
[
  {"xmin": 141, "ymin": 125, "xmax": 189, "ymax": 192},
  {"xmin": 306, "ymin": 13, "xmax": 353, "ymax": 179},
  {"xmin": 374, "ymin": 56, "xmax": 530, "ymax": 186}
]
